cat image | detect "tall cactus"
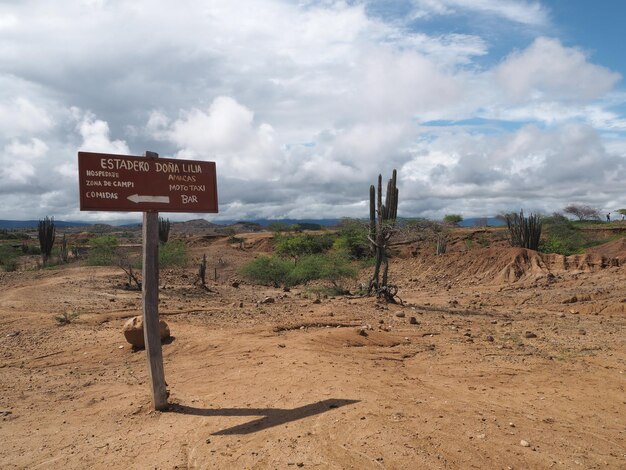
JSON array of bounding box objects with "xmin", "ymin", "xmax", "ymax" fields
[
  {"xmin": 368, "ymin": 170, "xmax": 399, "ymax": 301},
  {"xmin": 60, "ymin": 234, "xmax": 69, "ymax": 263},
  {"xmin": 369, "ymin": 185, "xmax": 376, "ymax": 250},
  {"xmin": 506, "ymin": 210, "xmax": 542, "ymax": 250},
  {"xmin": 158, "ymin": 217, "xmax": 171, "ymax": 244},
  {"xmin": 38, "ymin": 216, "xmax": 55, "ymax": 265}
]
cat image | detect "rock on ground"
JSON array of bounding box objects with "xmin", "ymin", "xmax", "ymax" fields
[{"xmin": 122, "ymin": 316, "xmax": 170, "ymax": 347}]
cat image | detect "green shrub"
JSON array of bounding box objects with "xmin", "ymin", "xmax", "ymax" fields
[
  {"xmin": 240, "ymin": 252, "xmax": 357, "ymax": 288},
  {"xmin": 540, "ymin": 236, "xmax": 582, "ymax": 256},
  {"xmin": 240, "ymin": 255, "xmax": 293, "ymax": 287},
  {"xmin": 539, "ymin": 218, "xmax": 585, "ymax": 255},
  {"xmin": 268, "ymin": 222, "xmax": 291, "ymax": 233},
  {"xmin": 88, "ymin": 235, "xmax": 119, "ymax": 265},
  {"xmin": 227, "ymin": 235, "xmax": 245, "ymax": 245},
  {"xmin": 0, "ymin": 244, "xmax": 17, "ymax": 261},
  {"xmin": 296, "ymin": 223, "xmax": 323, "ymax": 231},
  {"xmin": 159, "ymin": 240, "xmax": 188, "ymax": 267},
  {"xmin": 0, "ymin": 245, "xmax": 19, "ymax": 271},
  {"xmin": 0, "ymin": 230, "xmax": 28, "ymax": 240},
  {"xmin": 2, "ymin": 258, "xmax": 19, "ymax": 272},
  {"xmin": 333, "ymin": 219, "xmax": 371, "ymax": 259},
  {"xmin": 274, "ymin": 233, "xmax": 334, "ymax": 258},
  {"xmin": 54, "ymin": 311, "xmax": 80, "ymax": 325},
  {"xmin": 21, "ymin": 243, "xmax": 41, "ymax": 255},
  {"xmin": 289, "ymin": 253, "xmax": 356, "ymax": 286},
  {"xmin": 443, "ymin": 214, "xmax": 463, "ymax": 226},
  {"xmin": 477, "ymin": 236, "xmax": 490, "ymax": 247}
]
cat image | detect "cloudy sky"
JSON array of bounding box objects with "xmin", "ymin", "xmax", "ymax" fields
[{"xmin": 1, "ymin": 0, "xmax": 625, "ymax": 222}]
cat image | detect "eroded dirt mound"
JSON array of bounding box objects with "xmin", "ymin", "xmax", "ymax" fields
[
  {"xmin": 403, "ymin": 247, "xmax": 549, "ymax": 285},
  {"xmin": 401, "ymin": 241, "xmax": 626, "ymax": 288},
  {"xmin": 250, "ymin": 236, "xmax": 275, "ymax": 253},
  {"xmin": 585, "ymin": 237, "xmax": 626, "ymax": 260},
  {"xmin": 542, "ymin": 252, "xmax": 621, "ymax": 272}
]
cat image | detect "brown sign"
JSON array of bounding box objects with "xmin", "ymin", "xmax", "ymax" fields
[{"xmin": 78, "ymin": 152, "xmax": 218, "ymax": 213}]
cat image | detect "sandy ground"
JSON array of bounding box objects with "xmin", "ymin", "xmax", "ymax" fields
[{"xmin": 1, "ymin": 233, "xmax": 625, "ymax": 469}]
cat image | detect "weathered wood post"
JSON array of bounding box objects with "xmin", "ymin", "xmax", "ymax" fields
[
  {"xmin": 142, "ymin": 151, "xmax": 168, "ymax": 410},
  {"xmin": 78, "ymin": 149, "xmax": 218, "ymax": 410}
]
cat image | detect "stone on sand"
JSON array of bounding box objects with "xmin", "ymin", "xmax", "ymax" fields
[{"xmin": 122, "ymin": 316, "xmax": 170, "ymax": 348}]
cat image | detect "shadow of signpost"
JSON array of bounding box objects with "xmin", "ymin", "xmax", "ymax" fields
[{"xmin": 167, "ymin": 398, "xmax": 359, "ymax": 435}]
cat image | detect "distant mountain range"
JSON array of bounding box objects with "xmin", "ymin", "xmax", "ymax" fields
[
  {"xmin": 0, "ymin": 216, "xmax": 505, "ymax": 230},
  {"xmin": 459, "ymin": 217, "xmax": 506, "ymax": 227},
  {"xmin": 0, "ymin": 218, "xmax": 343, "ymax": 230},
  {"xmin": 217, "ymin": 218, "xmax": 342, "ymax": 227},
  {"xmin": 0, "ymin": 220, "xmax": 91, "ymax": 229}
]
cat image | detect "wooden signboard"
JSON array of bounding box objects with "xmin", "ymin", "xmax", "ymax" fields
[
  {"xmin": 78, "ymin": 151, "xmax": 218, "ymax": 213},
  {"xmin": 78, "ymin": 150, "xmax": 218, "ymax": 411}
]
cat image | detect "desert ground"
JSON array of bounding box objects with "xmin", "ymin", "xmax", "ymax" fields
[{"xmin": 1, "ymin": 227, "xmax": 625, "ymax": 469}]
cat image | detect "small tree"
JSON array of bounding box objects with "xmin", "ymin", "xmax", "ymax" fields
[
  {"xmin": 443, "ymin": 214, "xmax": 463, "ymax": 226},
  {"xmin": 158, "ymin": 217, "xmax": 171, "ymax": 244},
  {"xmin": 38, "ymin": 216, "xmax": 56, "ymax": 265},
  {"xmin": 617, "ymin": 209, "xmax": 626, "ymax": 221},
  {"xmin": 563, "ymin": 204, "xmax": 600, "ymax": 221},
  {"xmin": 403, "ymin": 219, "xmax": 449, "ymax": 256},
  {"xmin": 506, "ymin": 210, "xmax": 542, "ymax": 250}
]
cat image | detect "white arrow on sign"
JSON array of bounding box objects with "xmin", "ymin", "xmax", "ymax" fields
[{"xmin": 127, "ymin": 194, "xmax": 171, "ymax": 204}]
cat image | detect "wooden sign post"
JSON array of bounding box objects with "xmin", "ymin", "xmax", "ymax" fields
[
  {"xmin": 141, "ymin": 151, "xmax": 168, "ymax": 410},
  {"xmin": 78, "ymin": 150, "xmax": 218, "ymax": 410}
]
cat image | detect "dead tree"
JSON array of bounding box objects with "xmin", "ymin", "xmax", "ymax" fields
[
  {"xmin": 368, "ymin": 170, "xmax": 400, "ymax": 302},
  {"xmin": 117, "ymin": 251, "xmax": 142, "ymax": 290},
  {"xmin": 120, "ymin": 264, "xmax": 142, "ymax": 290}
]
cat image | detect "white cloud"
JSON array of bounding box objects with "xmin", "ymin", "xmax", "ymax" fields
[
  {"xmin": 76, "ymin": 111, "xmax": 129, "ymax": 154},
  {"xmin": 400, "ymin": 123, "xmax": 626, "ymax": 218},
  {"xmin": 169, "ymin": 97, "xmax": 255, "ymax": 154},
  {"xmin": 0, "ymin": 13, "xmax": 18, "ymax": 30},
  {"xmin": 495, "ymin": 37, "xmax": 621, "ymax": 103},
  {"xmin": 411, "ymin": 0, "xmax": 549, "ymax": 26},
  {"xmin": 153, "ymin": 96, "xmax": 284, "ymax": 180},
  {"xmin": 400, "ymin": 33, "xmax": 488, "ymax": 67},
  {"xmin": 0, "ymin": 97, "xmax": 53, "ymax": 138},
  {"xmin": 480, "ymin": 101, "xmax": 626, "ymax": 131},
  {"xmin": 354, "ymin": 47, "xmax": 462, "ymax": 121},
  {"xmin": 449, "ymin": 0, "xmax": 548, "ymax": 25},
  {"xmin": 0, "ymin": 138, "xmax": 48, "ymax": 185},
  {"xmin": 0, "ymin": 1, "xmax": 623, "ymax": 221}
]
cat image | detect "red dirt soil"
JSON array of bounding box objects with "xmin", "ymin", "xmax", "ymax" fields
[{"xmin": 1, "ymin": 234, "xmax": 625, "ymax": 469}]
